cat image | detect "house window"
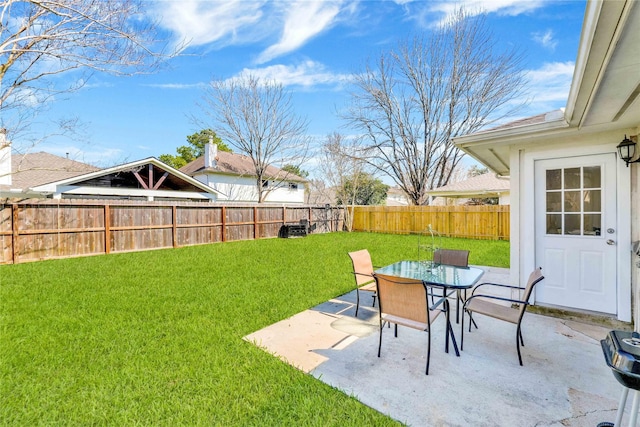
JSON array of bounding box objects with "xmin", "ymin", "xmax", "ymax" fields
[
  {"xmin": 288, "ymin": 182, "xmax": 298, "ymax": 190},
  {"xmin": 545, "ymin": 166, "xmax": 601, "ymax": 236}
]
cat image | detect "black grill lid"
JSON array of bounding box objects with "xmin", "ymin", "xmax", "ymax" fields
[{"xmin": 601, "ymin": 330, "xmax": 640, "ymax": 390}]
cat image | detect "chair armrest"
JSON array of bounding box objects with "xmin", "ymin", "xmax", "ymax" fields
[
  {"xmin": 471, "ymin": 282, "xmax": 524, "ymax": 296},
  {"xmin": 464, "ymin": 293, "xmax": 529, "ymax": 308}
]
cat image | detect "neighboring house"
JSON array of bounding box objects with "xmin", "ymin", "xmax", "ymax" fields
[
  {"xmin": 1, "ymin": 151, "xmax": 100, "ymax": 199},
  {"xmin": 305, "ymin": 180, "xmax": 335, "ymax": 205},
  {"xmin": 0, "ymin": 140, "xmax": 222, "ymax": 202},
  {"xmin": 386, "ymin": 186, "xmax": 411, "ymax": 206},
  {"xmin": 454, "ymin": 0, "xmax": 639, "ymax": 324},
  {"xmin": 427, "ymin": 173, "xmax": 510, "ymax": 206},
  {"xmin": 181, "ymin": 143, "xmax": 307, "ymax": 204}
]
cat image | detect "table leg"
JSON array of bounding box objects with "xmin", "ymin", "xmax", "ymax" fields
[
  {"xmin": 444, "ymin": 298, "xmax": 450, "ymax": 354},
  {"xmin": 448, "ymin": 316, "xmax": 460, "ymax": 357},
  {"xmin": 443, "ymin": 296, "xmax": 461, "ymax": 357}
]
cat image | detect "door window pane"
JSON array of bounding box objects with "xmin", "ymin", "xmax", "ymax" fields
[
  {"xmin": 564, "ymin": 168, "xmax": 581, "ymax": 189},
  {"xmin": 546, "ymin": 192, "xmax": 562, "ymax": 212},
  {"xmin": 583, "ymin": 190, "xmax": 601, "ymax": 212},
  {"xmin": 564, "ymin": 214, "xmax": 581, "ymax": 235},
  {"xmin": 564, "ymin": 191, "xmax": 581, "ymax": 212},
  {"xmin": 583, "ymin": 166, "xmax": 601, "ymax": 188},
  {"xmin": 583, "ymin": 214, "xmax": 601, "ymax": 235},
  {"xmin": 546, "ymin": 169, "xmax": 561, "ymax": 190},
  {"xmin": 546, "ymin": 214, "xmax": 562, "ymax": 234}
]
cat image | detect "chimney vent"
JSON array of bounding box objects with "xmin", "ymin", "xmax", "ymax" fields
[
  {"xmin": 204, "ymin": 142, "xmax": 218, "ymax": 169},
  {"xmin": 0, "ymin": 128, "xmax": 11, "ymax": 186}
]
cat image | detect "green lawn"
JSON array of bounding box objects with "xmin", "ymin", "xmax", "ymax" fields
[{"xmin": 0, "ymin": 232, "xmax": 509, "ymax": 425}]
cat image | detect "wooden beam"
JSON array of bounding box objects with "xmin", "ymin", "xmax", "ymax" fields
[
  {"xmin": 133, "ymin": 171, "xmax": 149, "ymax": 189},
  {"xmin": 153, "ymin": 172, "xmax": 169, "ymax": 190}
]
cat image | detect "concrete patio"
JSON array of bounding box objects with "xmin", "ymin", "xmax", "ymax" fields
[{"xmin": 244, "ymin": 266, "xmax": 633, "ymax": 426}]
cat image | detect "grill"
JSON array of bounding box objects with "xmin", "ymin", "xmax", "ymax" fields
[
  {"xmin": 600, "ymin": 330, "xmax": 640, "ymax": 427},
  {"xmin": 278, "ymin": 220, "xmax": 316, "ymax": 238}
]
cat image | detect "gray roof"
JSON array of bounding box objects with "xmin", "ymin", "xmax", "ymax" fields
[
  {"xmin": 180, "ymin": 151, "xmax": 306, "ymax": 182},
  {"xmin": 428, "ymin": 173, "xmax": 510, "ymax": 197},
  {"xmin": 2, "ymin": 152, "xmax": 99, "ymax": 191}
]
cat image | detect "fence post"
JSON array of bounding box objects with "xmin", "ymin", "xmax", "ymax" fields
[
  {"xmin": 11, "ymin": 204, "xmax": 18, "ymax": 264},
  {"xmin": 104, "ymin": 204, "xmax": 111, "ymax": 254},
  {"xmin": 172, "ymin": 205, "xmax": 178, "ymax": 248},
  {"xmin": 221, "ymin": 206, "xmax": 227, "ymax": 242},
  {"xmin": 253, "ymin": 206, "xmax": 258, "ymax": 240}
]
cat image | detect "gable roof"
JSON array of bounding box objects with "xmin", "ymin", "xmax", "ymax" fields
[
  {"xmin": 180, "ymin": 151, "xmax": 306, "ymax": 182},
  {"xmin": 428, "ymin": 173, "xmax": 510, "ymax": 198},
  {"xmin": 30, "ymin": 157, "xmax": 224, "ymax": 200},
  {"xmin": 2, "ymin": 152, "xmax": 100, "ymax": 191}
]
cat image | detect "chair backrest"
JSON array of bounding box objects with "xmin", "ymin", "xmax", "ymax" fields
[
  {"xmin": 519, "ymin": 267, "xmax": 545, "ymax": 317},
  {"xmin": 434, "ymin": 249, "xmax": 469, "ymax": 267},
  {"xmin": 348, "ymin": 249, "xmax": 374, "ymax": 286},
  {"xmin": 374, "ymin": 273, "xmax": 429, "ymax": 326}
]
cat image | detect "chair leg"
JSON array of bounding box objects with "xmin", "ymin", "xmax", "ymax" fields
[
  {"xmin": 516, "ymin": 325, "xmax": 523, "ymax": 366},
  {"xmin": 394, "ymin": 323, "xmax": 398, "ymax": 338},
  {"xmin": 519, "ymin": 328, "xmax": 525, "ymax": 346},
  {"xmin": 461, "ymin": 307, "xmax": 465, "ymax": 351},
  {"xmin": 425, "ymin": 328, "xmax": 431, "ymax": 375},
  {"xmin": 355, "ymin": 289, "xmax": 360, "ymax": 317},
  {"xmin": 371, "ymin": 293, "xmax": 377, "ymax": 307},
  {"xmin": 378, "ymin": 320, "xmax": 383, "ymax": 357}
]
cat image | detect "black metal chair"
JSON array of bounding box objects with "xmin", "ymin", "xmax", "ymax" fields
[
  {"xmin": 461, "ymin": 267, "xmax": 544, "ymax": 366},
  {"xmin": 374, "ymin": 273, "xmax": 446, "ymax": 375}
]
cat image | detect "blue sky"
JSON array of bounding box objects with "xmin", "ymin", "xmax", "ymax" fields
[{"xmin": 22, "ymin": 0, "xmax": 586, "ymax": 176}]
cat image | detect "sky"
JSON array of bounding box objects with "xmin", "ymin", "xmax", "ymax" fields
[{"xmin": 14, "ymin": 0, "xmax": 586, "ymax": 177}]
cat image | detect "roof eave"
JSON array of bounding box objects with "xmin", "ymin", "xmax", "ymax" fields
[{"xmin": 454, "ymin": 116, "xmax": 570, "ymax": 150}]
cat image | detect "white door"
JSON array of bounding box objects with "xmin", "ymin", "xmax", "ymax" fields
[{"xmin": 534, "ymin": 154, "xmax": 617, "ymax": 314}]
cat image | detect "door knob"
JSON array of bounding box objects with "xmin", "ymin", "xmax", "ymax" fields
[{"xmin": 607, "ymin": 239, "xmax": 616, "ymax": 245}]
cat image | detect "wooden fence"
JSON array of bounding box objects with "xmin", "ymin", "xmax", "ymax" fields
[
  {"xmin": 351, "ymin": 205, "xmax": 510, "ymax": 240},
  {"xmin": 0, "ymin": 200, "xmax": 343, "ymax": 265}
]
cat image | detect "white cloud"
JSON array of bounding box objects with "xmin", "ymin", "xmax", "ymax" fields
[
  {"xmin": 532, "ymin": 29, "xmax": 558, "ymax": 51},
  {"xmin": 256, "ymin": 1, "xmax": 344, "ymax": 64},
  {"xmin": 430, "ymin": 0, "xmax": 546, "ymax": 17},
  {"xmin": 142, "ymin": 82, "xmax": 207, "ymax": 90},
  {"xmin": 152, "ymin": 0, "xmax": 268, "ymax": 49},
  {"xmin": 525, "ymin": 61, "xmax": 575, "ymax": 108},
  {"xmin": 231, "ymin": 60, "xmax": 353, "ymax": 88}
]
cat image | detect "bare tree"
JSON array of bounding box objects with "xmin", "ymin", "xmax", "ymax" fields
[
  {"xmin": 319, "ymin": 132, "xmax": 371, "ymax": 231},
  {"xmin": 342, "ymin": 7, "xmax": 526, "ymax": 205},
  {"xmin": 199, "ymin": 74, "xmax": 310, "ymax": 203},
  {"xmin": 0, "ymin": 0, "xmax": 176, "ymax": 152}
]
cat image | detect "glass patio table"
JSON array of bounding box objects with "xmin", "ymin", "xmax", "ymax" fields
[{"xmin": 374, "ymin": 260, "xmax": 485, "ymax": 357}]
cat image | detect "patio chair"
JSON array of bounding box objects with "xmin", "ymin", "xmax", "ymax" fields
[
  {"xmin": 433, "ymin": 249, "xmax": 470, "ymax": 324},
  {"xmin": 374, "ymin": 273, "xmax": 446, "ymax": 375},
  {"xmin": 461, "ymin": 267, "xmax": 544, "ymax": 366},
  {"xmin": 348, "ymin": 249, "xmax": 378, "ymax": 317}
]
